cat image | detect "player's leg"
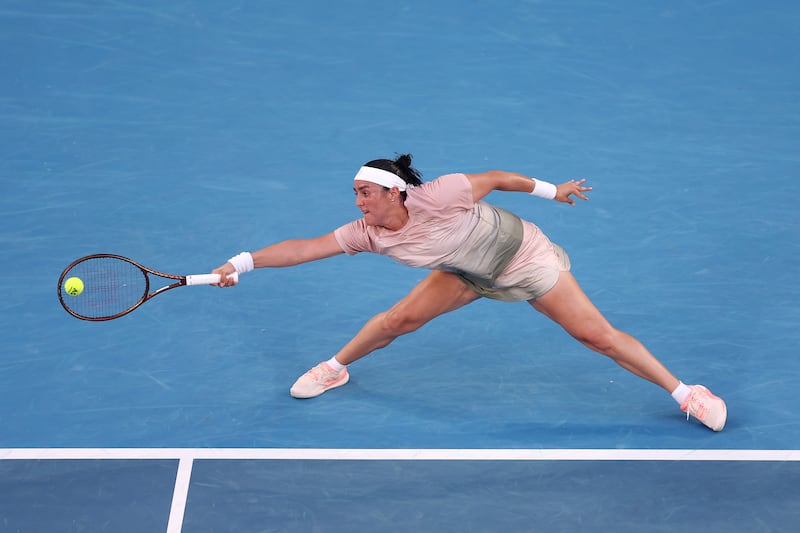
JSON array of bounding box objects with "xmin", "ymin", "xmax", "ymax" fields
[
  {"xmin": 291, "ymin": 271, "xmax": 480, "ymax": 398},
  {"xmin": 336, "ymin": 270, "xmax": 481, "ymax": 364},
  {"xmin": 530, "ymin": 271, "xmax": 726, "ymax": 430},
  {"xmin": 531, "ymin": 271, "xmax": 678, "ymax": 390}
]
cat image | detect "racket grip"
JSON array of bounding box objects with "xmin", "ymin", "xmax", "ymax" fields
[{"xmin": 185, "ymin": 272, "xmax": 239, "ymax": 286}]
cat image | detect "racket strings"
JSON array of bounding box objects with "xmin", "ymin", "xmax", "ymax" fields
[{"xmin": 60, "ymin": 257, "xmax": 148, "ymax": 319}]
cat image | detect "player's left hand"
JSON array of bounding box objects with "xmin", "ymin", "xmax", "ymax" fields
[{"xmin": 555, "ymin": 179, "xmax": 591, "ymax": 205}]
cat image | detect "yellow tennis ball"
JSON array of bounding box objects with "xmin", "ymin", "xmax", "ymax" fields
[{"xmin": 64, "ymin": 276, "xmax": 84, "ymax": 296}]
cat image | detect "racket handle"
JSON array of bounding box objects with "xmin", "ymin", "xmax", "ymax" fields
[{"xmin": 185, "ymin": 272, "xmax": 239, "ymax": 286}]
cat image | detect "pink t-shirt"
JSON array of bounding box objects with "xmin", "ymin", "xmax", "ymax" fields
[{"xmin": 334, "ymin": 173, "xmax": 569, "ymax": 301}]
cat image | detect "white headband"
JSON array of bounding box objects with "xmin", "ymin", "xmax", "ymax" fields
[{"xmin": 354, "ymin": 166, "xmax": 409, "ymax": 191}]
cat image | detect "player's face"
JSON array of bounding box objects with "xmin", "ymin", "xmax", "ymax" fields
[{"xmin": 354, "ymin": 180, "xmax": 395, "ymax": 226}]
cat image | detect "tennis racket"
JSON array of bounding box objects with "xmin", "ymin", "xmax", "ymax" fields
[{"xmin": 57, "ymin": 253, "xmax": 238, "ymax": 321}]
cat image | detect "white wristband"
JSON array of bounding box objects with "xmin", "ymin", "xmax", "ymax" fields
[
  {"xmin": 228, "ymin": 251, "xmax": 254, "ymax": 274},
  {"xmin": 529, "ymin": 179, "xmax": 557, "ymax": 200}
]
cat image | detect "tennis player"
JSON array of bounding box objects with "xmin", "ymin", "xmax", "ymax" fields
[{"xmin": 212, "ymin": 154, "xmax": 727, "ymax": 431}]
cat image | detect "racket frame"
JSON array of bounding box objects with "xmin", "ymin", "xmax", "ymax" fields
[{"xmin": 57, "ymin": 253, "xmax": 233, "ymax": 321}]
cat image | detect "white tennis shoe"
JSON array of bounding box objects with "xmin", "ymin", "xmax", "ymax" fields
[
  {"xmin": 290, "ymin": 362, "xmax": 350, "ymax": 399},
  {"xmin": 681, "ymin": 385, "xmax": 727, "ymax": 431}
]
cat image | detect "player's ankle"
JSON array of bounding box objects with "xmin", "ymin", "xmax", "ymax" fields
[{"xmin": 326, "ymin": 356, "xmax": 346, "ymax": 372}]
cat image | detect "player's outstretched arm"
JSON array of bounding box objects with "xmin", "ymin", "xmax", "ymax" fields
[
  {"xmin": 213, "ymin": 232, "xmax": 344, "ymax": 286},
  {"xmin": 466, "ymin": 171, "xmax": 591, "ymax": 205}
]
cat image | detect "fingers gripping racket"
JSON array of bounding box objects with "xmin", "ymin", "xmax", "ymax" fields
[{"xmin": 57, "ymin": 254, "xmax": 237, "ymax": 321}]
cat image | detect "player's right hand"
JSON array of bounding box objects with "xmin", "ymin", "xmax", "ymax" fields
[{"xmin": 212, "ymin": 263, "xmax": 238, "ymax": 287}]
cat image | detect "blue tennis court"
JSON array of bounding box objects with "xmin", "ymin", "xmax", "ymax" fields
[{"xmin": 2, "ymin": 1, "xmax": 799, "ymax": 531}]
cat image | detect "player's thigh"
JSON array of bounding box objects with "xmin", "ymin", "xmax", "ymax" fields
[
  {"xmin": 529, "ymin": 271, "xmax": 613, "ymax": 338},
  {"xmin": 388, "ymin": 271, "xmax": 480, "ymax": 326}
]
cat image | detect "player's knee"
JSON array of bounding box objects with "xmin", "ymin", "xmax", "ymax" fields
[
  {"xmin": 382, "ymin": 306, "xmax": 425, "ymax": 336},
  {"xmin": 572, "ymin": 325, "xmax": 617, "ymax": 355}
]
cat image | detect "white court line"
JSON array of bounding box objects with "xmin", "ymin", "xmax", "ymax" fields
[
  {"xmin": 2, "ymin": 448, "xmax": 800, "ymax": 461},
  {"xmin": 165, "ymin": 456, "xmax": 193, "ymax": 533},
  {"xmin": 4, "ymin": 448, "xmax": 799, "ymax": 533}
]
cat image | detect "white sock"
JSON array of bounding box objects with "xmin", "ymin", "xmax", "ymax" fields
[
  {"xmin": 671, "ymin": 382, "xmax": 692, "ymax": 405},
  {"xmin": 326, "ymin": 356, "xmax": 346, "ymax": 372}
]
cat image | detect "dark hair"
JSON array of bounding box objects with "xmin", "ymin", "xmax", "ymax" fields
[{"xmin": 364, "ymin": 153, "xmax": 423, "ymax": 198}]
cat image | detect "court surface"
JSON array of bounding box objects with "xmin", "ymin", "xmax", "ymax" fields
[{"xmin": 2, "ymin": 1, "xmax": 799, "ymax": 531}]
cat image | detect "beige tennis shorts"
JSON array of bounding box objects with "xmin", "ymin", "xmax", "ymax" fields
[{"xmin": 457, "ymin": 242, "xmax": 571, "ymax": 302}]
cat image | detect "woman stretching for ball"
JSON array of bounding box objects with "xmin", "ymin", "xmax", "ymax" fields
[{"xmin": 212, "ymin": 154, "xmax": 727, "ymax": 431}]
